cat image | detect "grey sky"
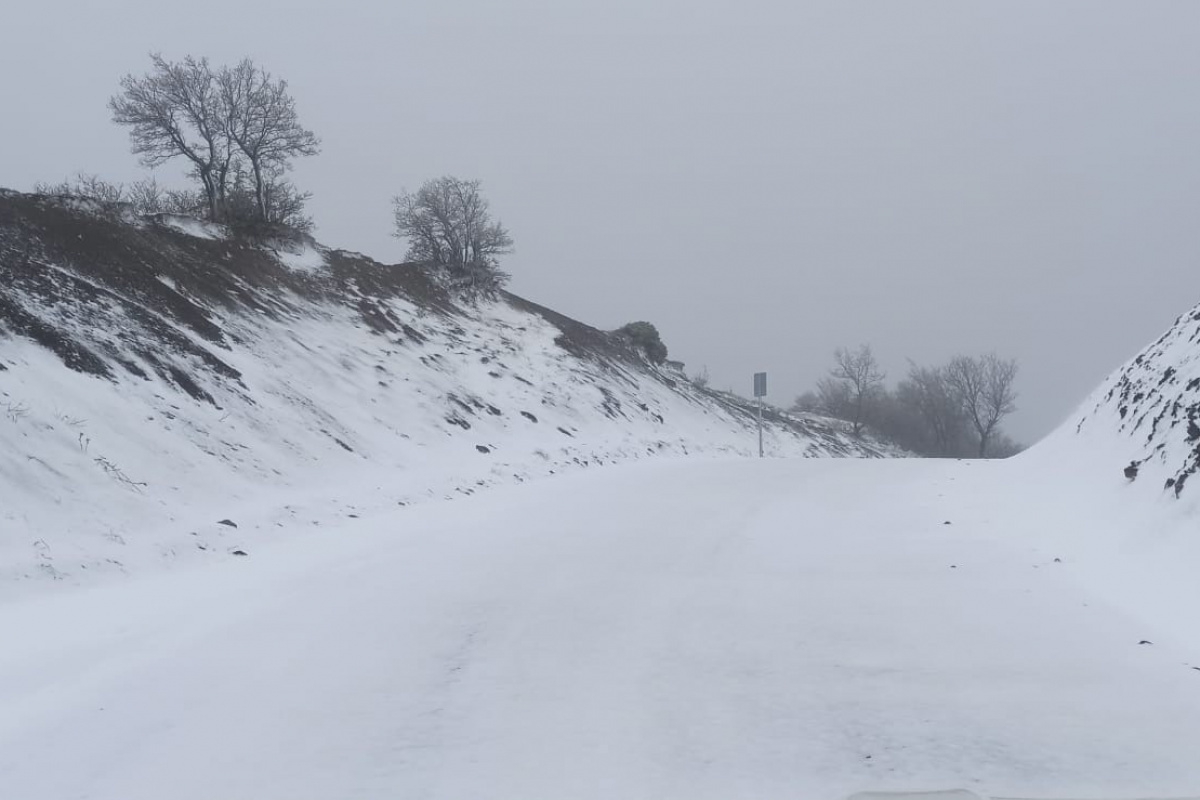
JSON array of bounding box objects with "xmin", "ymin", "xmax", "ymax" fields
[{"xmin": 4, "ymin": 1, "xmax": 1199, "ymax": 443}]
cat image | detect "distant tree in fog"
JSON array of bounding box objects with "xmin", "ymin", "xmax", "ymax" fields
[
  {"xmin": 944, "ymin": 353, "xmax": 1019, "ymax": 457},
  {"xmin": 811, "ymin": 377, "xmax": 853, "ymax": 420},
  {"xmin": 827, "ymin": 344, "xmax": 886, "ymax": 436},
  {"xmin": 985, "ymin": 432, "xmax": 1025, "ymax": 459},
  {"xmin": 790, "ymin": 390, "xmax": 822, "ymax": 414},
  {"xmin": 899, "ymin": 362, "xmax": 968, "ymax": 456},
  {"xmin": 791, "ymin": 349, "xmax": 1021, "ymax": 458}
]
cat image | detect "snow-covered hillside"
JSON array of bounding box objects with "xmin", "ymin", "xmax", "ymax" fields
[
  {"xmin": 0, "ymin": 190, "xmax": 893, "ymax": 589},
  {"xmin": 1064, "ymin": 300, "xmax": 1200, "ymax": 498}
]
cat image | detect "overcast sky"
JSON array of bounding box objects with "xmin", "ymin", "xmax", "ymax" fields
[{"xmin": 4, "ymin": 1, "xmax": 1199, "ymax": 443}]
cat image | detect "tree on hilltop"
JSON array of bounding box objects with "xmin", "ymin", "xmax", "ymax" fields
[{"xmin": 393, "ymin": 176, "xmax": 514, "ymax": 299}]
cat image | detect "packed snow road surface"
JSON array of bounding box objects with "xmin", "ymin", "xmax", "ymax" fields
[{"xmin": 2, "ymin": 457, "xmax": 1199, "ymax": 799}]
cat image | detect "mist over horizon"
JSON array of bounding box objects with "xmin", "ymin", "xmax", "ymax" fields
[{"xmin": 6, "ymin": 1, "xmax": 1200, "ymax": 445}]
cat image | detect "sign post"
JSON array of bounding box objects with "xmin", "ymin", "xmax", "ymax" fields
[{"xmin": 753, "ymin": 372, "xmax": 767, "ymax": 458}]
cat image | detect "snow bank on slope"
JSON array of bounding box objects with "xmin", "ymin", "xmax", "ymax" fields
[
  {"xmin": 994, "ymin": 299, "xmax": 1200, "ymax": 585},
  {"xmin": 970, "ymin": 301, "xmax": 1200, "ymax": 679},
  {"xmin": 0, "ymin": 194, "xmax": 896, "ymax": 595},
  {"xmin": 155, "ymin": 214, "xmax": 226, "ymax": 241},
  {"xmin": 273, "ymin": 240, "xmax": 326, "ymax": 273},
  {"xmin": 0, "ymin": 294, "xmax": 879, "ymax": 595}
]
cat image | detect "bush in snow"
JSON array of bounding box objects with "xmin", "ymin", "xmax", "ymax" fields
[{"xmin": 615, "ymin": 321, "xmax": 668, "ymax": 365}]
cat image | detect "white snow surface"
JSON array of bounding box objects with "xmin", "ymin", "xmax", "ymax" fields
[
  {"xmin": 273, "ymin": 239, "xmax": 327, "ymax": 273},
  {"xmin": 155, "ymin": 213, "xmax": 226, "ymax": 240},
  {"xmin": 1, "ymin": 454, "xmax": 1199, "ymax": 799},
  {"xmin": 0, "ymin": 304, "xmax": 890, "ymax": 592}
]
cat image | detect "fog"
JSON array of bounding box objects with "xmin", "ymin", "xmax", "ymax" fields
[{"xmin": 5, "ymin": 0, "xmax": 1199, "ymax": 442}]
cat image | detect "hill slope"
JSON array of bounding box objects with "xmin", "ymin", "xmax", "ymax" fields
[
  {"xmin": 1024, "ymin": 297, "xmax": 1200, "ymax": 518},
  {"xmin": 1067, "ymin": 301, "xmax": 1200, "ymax": 497},
  {"xmin": 991, "ymin": 301, "xmax": 1200, "ymax": 675},
  {"xmin": 0, "ymin": 190, "xmax": 894, "ymax": 589}
]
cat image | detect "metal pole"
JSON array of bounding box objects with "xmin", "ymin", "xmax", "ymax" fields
[{"xmin": 757, "ymin": 396, "xmax": 763, "ymax": 458}]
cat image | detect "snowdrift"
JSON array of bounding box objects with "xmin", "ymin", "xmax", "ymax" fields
[
  {"xmin": 0, "ymin": 190, "xmax": 894, "ymax": 589},
  {"xmin": 981, "ymin": 301, "xmax": 1200, "ymax": 677}
]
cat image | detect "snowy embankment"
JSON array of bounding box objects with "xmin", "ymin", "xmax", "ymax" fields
[
  {"xmin": 1066, "ymin": 300, "xmax": 1200, "ymax": 498},
  {"xmin": 0, "ymin": 191, "xmax": 893, "ymax": 592},
  {"xmin": 1000, "ymin": 301, "xmax": 1200, "ymax": 652},
  {"xmin": 1, "ymin": 456, "xmax": 1198, "ymax": 800}
]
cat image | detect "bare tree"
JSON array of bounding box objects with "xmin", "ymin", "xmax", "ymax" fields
[
  {"xmin": 125, "ymin": 176, "xmax": 198, "ymax": 216},
  {"xmin": 162, "ymin": 187, "xmax": 208, "ymax": 216},
  {"xmin": 944, "ymin": 353, "xmax": 1019, "ymax": 457},
  {"xmin": 33, "ymin": 172, "xmax": 211, "ymax": 219},
  {"xmin": 34, "ymin": 173, "xmax": 125, "ymax": 205},
  {"xmin": 125, "ymin": 177, "xmax": 165, "ymax": 214},
  {"xmin": 827, "ymin": 344, "xmax": 886, "ymax": 436},
  {"xmin": 899, "ymin": 362, "xmax": 968, "ymax": 456},
  {"xmin": 393, "ymin": 177, "xmax": 513, "ymax": 268},
  {"xmin": 393, "ymin": 176, "xmax": 514, "ymax": 297},
  {"xmin": 75, "ymin": 174, "xmax": 125, "ymax": 204},
  {"xmin": 259, "ymin": 174, "xmax": 314, "ymax": 232},
  {"xmin": 219, "ymin": 59, "xmax": 319, "ymax": 221},
  {"xmin": 225, "ymin": 162, "xmax": 313, "ymax": 232},
  {"xmin": 813, "ymin": 376, "xmax": 855, "ymax": 421},
  {"xmin": 110, "ymin": 54, "xmax": 236, "ymax": 221},
  {"xmin": 790, "ymin": 349, "xmax": 1017, "ymax": 457}
]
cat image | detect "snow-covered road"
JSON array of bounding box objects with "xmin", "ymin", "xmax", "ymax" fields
[{"xmin": 2, "ymin": 457, "xmax": 1199, "ymax": 799}]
